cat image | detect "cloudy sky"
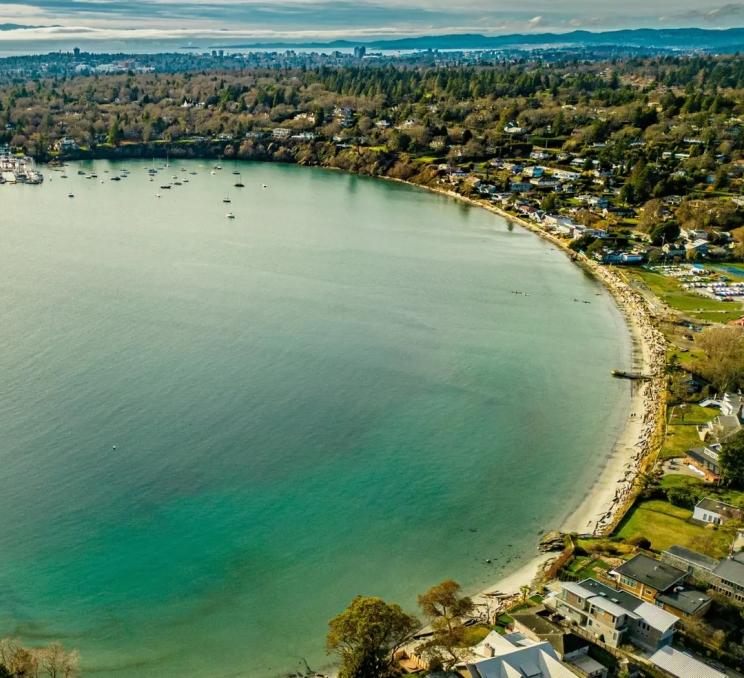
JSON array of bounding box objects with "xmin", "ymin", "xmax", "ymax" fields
[{"xmin": 1, "ymin": 0, "xmax": 743, "ymax": 48}]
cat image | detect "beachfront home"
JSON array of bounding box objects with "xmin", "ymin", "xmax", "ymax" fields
[
  {"xmin": 697, "ymin": 413, "xmax": 742, "ymax": 443},
  {"xmin": 700, "ymin": 392, "xmax": 744, "ymax": 418},
  {"xmin": 550, "ymin": 579, "xmax": 677, "ymax": 651},
  {"xmin": 510, "ymin": 608, "xmax": 607, "ymax": 677},
  {"xmin": 605, "ymin": 554, "xmax": 712, "ymax": 618},
  {"xmin": 693, "ymin": 497, "xmax": 744, "ymax": 525},
  {"xmin": 462, "ymin": 630, "xmax": 577, "ymax": 678},
  {"xmin": 685, "ymin": 444, "xmax": 722, "ymax": 481},
  {"xmin": 610, "ymin": 554, "xmax": 685, "ymax": 601}
]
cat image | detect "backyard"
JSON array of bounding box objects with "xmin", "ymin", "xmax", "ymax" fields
[{"xmin": 615, "ymin": 499, "xmax": 733, "ymax": 558}]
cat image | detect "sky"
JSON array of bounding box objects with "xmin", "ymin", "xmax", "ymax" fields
[{"xmin": 0, "ymin": 0, "xmax": 743, "ymax": 49}]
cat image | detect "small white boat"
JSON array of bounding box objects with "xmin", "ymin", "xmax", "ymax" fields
[{"xmin": 226, "ymin": 212, "xmax": 235, "ymax": 219}]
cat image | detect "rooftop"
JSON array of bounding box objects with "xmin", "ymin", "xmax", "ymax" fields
[
  {"xmin": 571, "ymin": 578, "xmax": 644, "ymax": 614},
  {"xmin": 663, "ymin": 545, "xmax": 720, "ymax": 572},
  {"xmin": 695, "ymin": 497, "xmax": 744, "ymax": 520},
  {"xmin": 466, "ymin": 631, "xmax": 577, "ymax": 678},
  {"xmin": 649, "ymin": 646, "xmax": 726, "ymax": 678},
  {"xmin": 713, "ymin": 557, "xmax": 744, "ymax": 588},
  {"xmin": 565, "ymin": 579, "xmax": 677, "ymax": 633},
  {"xmin": 614, "ymin": 554, "xmax": 686, "ymax": 592},
  {"xmin": 656, "ymin": 588, "xmax": 712, "ymax": 616}
]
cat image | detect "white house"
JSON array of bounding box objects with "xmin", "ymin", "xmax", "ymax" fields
[
  {"xmin": 693, "ymin": 498, "xmax": 744, "ymax": 526},
  {"xmin": 463, "ymin": 631, "xmax": 576, "ymax": 678}
]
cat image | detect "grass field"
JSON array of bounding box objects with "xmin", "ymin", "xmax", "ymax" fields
[
  {"xmin": 615, "ymin": 499, "xmax": 732, "ymax": 557},
  {"xmin": 660, "ymin": 404, "xmax": 717, "ymax": 459},
  {"xmin": 629, "ymin": 269, "xmax": 743, "ymax": 322},
  {"xmin": 661, "ymin": 474, "xmax": 744, "ymax": 508}
]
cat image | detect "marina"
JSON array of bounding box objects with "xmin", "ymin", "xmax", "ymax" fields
[{"xmin": 0, "ymin": 147, "xmax": 43, "ymax": 184}]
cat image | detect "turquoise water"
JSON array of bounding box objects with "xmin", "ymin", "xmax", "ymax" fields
[{"xmin": 0, "ymin": 160, "xmax": 630, "ymax": 676}]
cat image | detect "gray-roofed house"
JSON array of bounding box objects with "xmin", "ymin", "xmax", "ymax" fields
[
  {"xmin": 662, "ymin": 546, "xmax": 744, "ymax": 606},
  {"xmin": 712, "ymin": 551, "xmax": 744, "ymax": 605},
  {"xmin": 662, "ymin": 545, "xmax": 720, "ymax": 582},
  {"xmin": 693, "ymin": 497, "xmax": 744, "ymax": 526},
  {"xmin": 685, "ymin": 445, "xmax": 722, "ymax": 481},
  {"xmin": 611, "ymin": 554, "xmax": 686, "ymax": 601},
  {"xmin": 549, "ymin": 579, "xmax": 677, "ymax": 652},
  {"xmin": 655, "ymin": 587, "xmax": 712, "ymax": 619}
]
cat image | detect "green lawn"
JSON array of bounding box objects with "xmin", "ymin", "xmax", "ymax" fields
[
  {"xmin": 565, "ymin": 556, "xmax": 613, "ymax": 580},
  {"xmin": 629, "ymin": 269, "xmax": 743, "ymax": 322},
  {"xmin": 660, "ymin": 405, "xmax": 717, "ymax": 459},
  {"xmin": 615, "ymin": 499, "xmax": 731, "ymax": 557},
  {"xmin": 661, "ymin": 474, "xmax": 744, "ymax": 508}
]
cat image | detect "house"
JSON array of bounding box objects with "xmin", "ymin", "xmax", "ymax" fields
[
  {"xmin": 610, "ymin": 554, "xmax": 686, "ymax": 602},
  {"xmin": 648, "ymin": 646, "xmax": 726, "ymax": 678},
  {"xmin": 510, "ymin": 180, "xmax": 534, "ymax": 193},
  {"xmin": 54, "ymin": 137, "xmax": 79, "ymax": 153},
  {"xmin": 697, "ymin": 413, "xmax": 742, "ymax": 442},
  {"xmin": 660, "ymin": 546, "xmax": 744, "ymax": 606},
  {"xmin": 550, "ymin": 579, "xmax": 677, "ymax": 651},
  {"xmin": 530, "ymin": 176, "xmax": 560, "ymax": 190},
  {"xmin": 462, "ymin": 630, "xmax": 577, "ymax": 678},
  {"xmin": 686, "ymin": 239, "xmax": 710, "ymax": 256},
  {"xmin": 511, "ymin": 608, "xmax": 607, "ymax": 677},
  {"xmin": 685, "ymin": 444, "xmax": 722, "ymax": 481},
  {"xmin": 712, "ymin": 551, "xmax": 744, "ymax": 604},
  {"xmin": 701, "ymin": 392, "xmax": 744, "ymax": 418},
  {"xmin": 271, "ymin": 127, "xmax": 291, "ymax": 139},
  {"xmin": 662, "ymin": 545, "xmax": 720, "ymax": 582},
  {"xmin": 693, "ymin": 497, "xmax": 744, "ymax": 525},
  {"xmin": 606, "ymin": 553, "xmax": 713, "ymax": 618},
  {"xmin": 503, "ymin": 121, "xmax": 525, "ymax": 135}
]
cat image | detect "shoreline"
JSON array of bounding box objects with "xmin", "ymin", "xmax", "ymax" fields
[{"xmin": 384, "ymin": 179, "xmax": 668, "ymax": 603}]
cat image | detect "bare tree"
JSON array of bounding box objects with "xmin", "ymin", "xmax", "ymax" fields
[
  {"xmin": 37, "ymin": 642, "xmax": 79, "ymax": 678},
  {"xmin": 697, "ymin": 325, "xmax": 744, "ymax": 393}
]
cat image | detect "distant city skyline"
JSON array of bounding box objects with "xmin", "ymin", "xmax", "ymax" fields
[{"xmin": 0, "ymin": 0, "xmax": 744, "ymax": 51}]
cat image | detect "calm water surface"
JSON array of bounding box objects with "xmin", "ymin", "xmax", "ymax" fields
[{"xmin": 0, "ymin": 160, "xmax": 630, "ymax": 676}]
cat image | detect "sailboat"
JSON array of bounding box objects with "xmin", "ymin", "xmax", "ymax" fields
[
  {"xmin": 234, "ymin": 173, "xmax": 245, "ymax": 188},
  {"xmin": 223, "ymin": 196, "xmax": 231, "ymax": 203}
]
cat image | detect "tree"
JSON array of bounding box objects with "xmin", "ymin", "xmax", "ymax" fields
[
  {"xmin": 720, "ymin": 430, "xmax": 744, "ymax": 488},
  {"xmin": 327, "ymin": 596, "xmax": 418, "ymax": 678},
  {"xmin": 38, "ymin": 642, "xmax": 79, "ymax": 678},
  {"xmin": 417, "ymin": 580, "xmax": 474, "ymax": 668},
  {"xmin": 697, "ymin": 326, "xmax": 744, "ymax": 393}
]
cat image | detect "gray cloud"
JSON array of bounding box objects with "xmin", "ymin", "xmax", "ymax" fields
[{"xmin": 0, "ymin": 0, "xmax": 741, "ymax": 45}]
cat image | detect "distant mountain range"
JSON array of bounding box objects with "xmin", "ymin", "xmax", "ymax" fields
[{"xmin": 217, "ymin": 27, "xmax": 744, "ymax": 53}]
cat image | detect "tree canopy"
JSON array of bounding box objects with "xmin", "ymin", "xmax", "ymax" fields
[{"xmin": 326, "ymin": 595, "xmax": 418, "ymax": 678}]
